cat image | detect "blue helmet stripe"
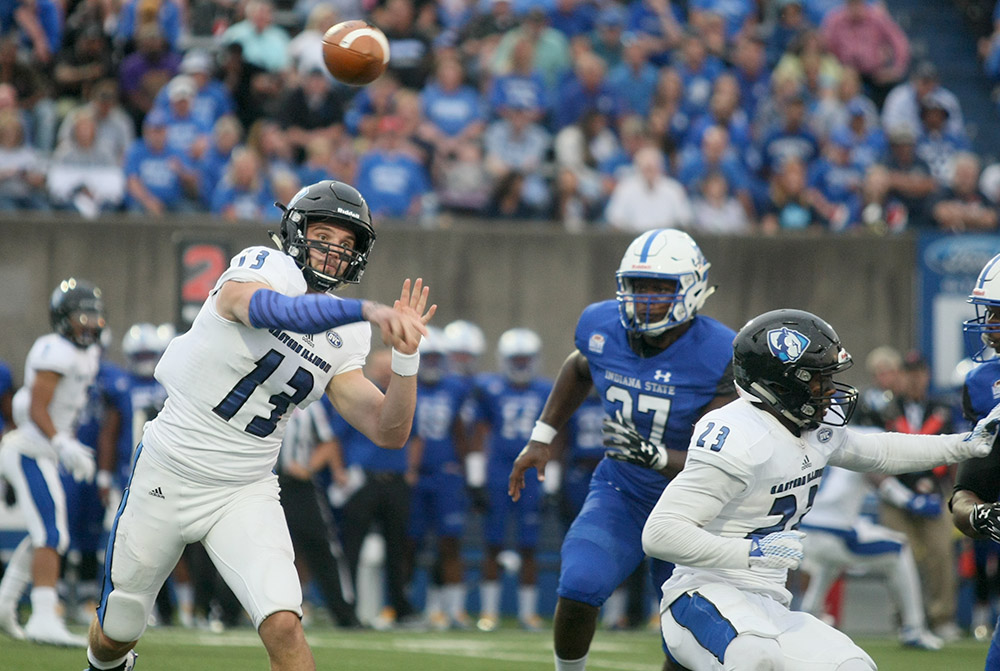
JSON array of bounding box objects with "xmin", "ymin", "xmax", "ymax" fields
[
  {"xmin": 978, "ymin": 254, "xmax": 1000, "ymax": 290},
  {"xmin": 639, "ymin": 230, "xmax": 663, "ymax": 263}
]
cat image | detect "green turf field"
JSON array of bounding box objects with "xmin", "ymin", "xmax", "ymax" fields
[{"xmin": 6, "ymin": 624, "xmax": 992, "ymax": 671}]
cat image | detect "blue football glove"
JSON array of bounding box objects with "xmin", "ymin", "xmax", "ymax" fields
[
  {"xmin": 906, "ymin": 493, "xmax": 943, "ymax": 517},
  {"xmin": 602, "ymin": 418, "xmax": 668, "ymax": 471},
  {"xmin": 747, "ymin": 531, "xmax": 805, "ymax": 570}
]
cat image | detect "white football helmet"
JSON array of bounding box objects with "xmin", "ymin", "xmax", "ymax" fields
[
  {"xmin": 964, "ymin": 253, "xmax": 1000, "ymax": 362},
  {"xmin": 418, "ymin": 326, "xmax": 449, "ymax": 384},
  {"xmin": 497, "ymin": 328, "xmax": 541, "ymax": 385},
  {"xmin": 616, "ymin": 229, "xmax": 714, "ymax": 336},
  {"xmin": 443, "ymin": 319, "xmax": 486, "ymax": 375},
  {"xmin": 122, "ymin": 322, "xmax": 176, "ymax": 378}
]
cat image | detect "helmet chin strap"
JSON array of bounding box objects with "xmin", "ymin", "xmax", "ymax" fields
[{"xmin": 748, "ymin": 381, "xmax": 810, "ymax": 429}]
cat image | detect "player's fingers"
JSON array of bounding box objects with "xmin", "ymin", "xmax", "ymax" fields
[
  {"xmin": 409, "ymin": 278, "xmax": 425, "ymax": 310},
  {"xmin": 422, "ymin": 303, "xmax": 438, "ymax": 325},
  {"xmin": 398, "ymin": 278, "xmax": 412, "ymax": 305}
]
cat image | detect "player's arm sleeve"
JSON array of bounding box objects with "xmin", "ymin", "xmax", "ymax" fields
[
  {"xmin": 641, "ymin": 458, "xmax": 753, "ymax": 569},
  {"xmin": 829, "ymin": 428, "xmax": 969, "ymax": 474}
]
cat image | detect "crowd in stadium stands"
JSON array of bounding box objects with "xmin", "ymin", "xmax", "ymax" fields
[{"xmin": 1, "ymin": 0, "xmax": 999, "ymax": 233}]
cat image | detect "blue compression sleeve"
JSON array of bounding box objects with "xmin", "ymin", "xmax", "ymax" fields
[{"xmin": 248, "ymin": 289, "xmax": 366, "ymax": 333}]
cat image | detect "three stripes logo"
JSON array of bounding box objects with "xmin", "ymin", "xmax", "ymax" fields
[{"xmin": 149, "ymin": 487, "xmax": 165, "ymax": 499}]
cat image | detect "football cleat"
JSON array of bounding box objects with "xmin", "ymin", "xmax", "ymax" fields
[
  {"xmin": 900, "ymin": 626, "xmax": 944, "ymax": 651},
  {"xmin": 81, "ymin": 649, "xmax": 137, "ymax": 671},
  {"xmin": 24, "ymin": 615, "xmax": 87, "ymax": 647},
  {"xmin": 0, "ymin": 606, "xmax": 25, "ymax": 640},
  {"xmin": 476, "ymin": 615, "xmax": 499, "ymax": 632}
]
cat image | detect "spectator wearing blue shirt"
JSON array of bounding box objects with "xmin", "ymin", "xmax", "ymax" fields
[
  {"xmin": 354, "ymin": 115, "xmax": 431, "ymax": 220},
  {"xmin": 547, "ymin": 0, "xmax": 597, "ymax": 39},
  {"xmin": 486, "ymin": 37, "xmax": 549, "ymax": 122},
  {"xmin": 916, "ymin": 91, "xmax": 972, "ymax": 185},
  {"xmin": 210, "ymin": 146, "xmax": 272, "ymax": 220},
  {"xmin": 626, "ymin": 0, "xmax": 684, "ymax": 65},
  {"xmin": 553, "ymin": 51, "xmax": 621, "ymax": 130},
  {"xmin": 123, "ymin": 110, "xmax": 198, "ymax": 214},
  {"xmin": 759, "ymin": 90, "xmax": 820, "ymax": 179},
  {"xmin": 11, "ymin": 0, "xmax": 62, "ymax": 65},
  {"xmin": 677, "ymin": 125, "xmax": 754, "ymax": 218},
  {"xmin": 344, "ymin": 71, "xmax": 401, "ymax": 138},
  {"xmin": 731, "ymin": 35, "xmax": 771, "ymax": 121},
  {"xmin": 764, "ymin": 0, "xmax": 813, "ymax": 68},
  {"xmin": 682, "ymin": 73, "xmax": 753, "ymax": 164},
  {"xmin": 838, "ymin": 101, "xmax": 887, "ymax": 170},
  {"xmin": 152, "ymin": 50, "xmax": 234, "ymax": 131},
  {"xmin": 420, "ymin": 54, "xmax": 486, "ymax": 154},
  {"xmin": 160, "ymin": 76, "xmax": 214, "ymax": 162},
  {"xmin": 197, "ymin": 114, "xmax": 243, "ymax": 208},
  {"xmin": 588, "ymin": 5, "xmax": 627, "ymax": 70},
  {"xmin": 689, "ymin": 0, "xmax": 754, "ymax": 43},
  {"xmin": 607, "ymin": 36, "xmax": 657, "ymax": 117},
  {"xmin": 672, "ymin": 33, "xmax": 725, "ymax": 119},
  {"xmin": 808, "ymin": 128, "xmax": 865, "ymax": 230},
  {"xmin": 484, "ymin": 101, "xmax": 552, "ymax": 217}
]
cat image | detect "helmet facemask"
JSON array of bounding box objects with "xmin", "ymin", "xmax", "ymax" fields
[
  {"xmin": 617, "ymin": 272, "xmax": 707, "ymax": 336},
  {"xmin": 745, "ymin": 360, "xmax": 858, "ymax": 431},
  {"xmin": 964, "ymin": 253, "xmax": 1000, "ymax": 362},
  {"xmin": 50, "ymin": 278, "xmax": 106, "ymax": 349}
]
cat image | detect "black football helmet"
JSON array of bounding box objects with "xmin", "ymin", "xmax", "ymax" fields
[
  {"xmin": 272, "ymin": 180, "xmax": 376, "ymax": 292},
  {"xmin": 50, "ymin": 278, "xmax": 106, "ymax": 348},
  {"xmin": 733, "ymin": 309, "xmax": 858, "ymax": 431}
]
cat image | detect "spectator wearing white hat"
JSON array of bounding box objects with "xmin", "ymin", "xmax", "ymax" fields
[{"xmin": 151, "ymin": 50, "xmax": 235, "ymax": 129}]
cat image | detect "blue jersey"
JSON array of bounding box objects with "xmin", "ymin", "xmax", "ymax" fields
[
  {"xmin": 0, "ymin": 360, "xmax": 12, "ymax": 433},
  {"xmin": 575, "ymin": 301, "xmax": 735, "ymax": 499},
  {"xmin": 567, "ymin": 393, "xmax": 606, "ymax": 466},
  {"xmin": 965, "ymin": 360, "xmax": 1000, "ymax": 421},
  {"xmin": 123, "ymin": 375, "xmax": 168, "ymax": 482},
  {"xmin": 414, "ymin": 374, "xmax": 468, "ymax": 472},
  {"xmin": 76, "ymin": 361, "xmax": 131, "ymax": 452},
  {"xmin": 471, "ymin": 373, "xmax": 553, "ymax": 471},
  {"xmin": 330, "ymin": 407, "xmax": 408, "ymax": 474}
]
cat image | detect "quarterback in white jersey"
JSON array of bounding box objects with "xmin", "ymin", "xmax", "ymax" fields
[
  {"xmin": 0, "ymin": 278, "xmax": 103, "ymax": 647},
  {"xmin": 85, "ymin": 180, "xmax": 435, "ymax": 671},
  {"xmin": 636, "ymin": 309, "xmax": 1000, "ymax": 671}
]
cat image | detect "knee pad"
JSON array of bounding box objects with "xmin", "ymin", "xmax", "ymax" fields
[
  {"xmin": 101, "ymin": 590, "xmax": 151, "ymax": 643},
  {"xmin": 723, "ymin": 634, "xmax": 784, "ymax": 671},
  {"xmin": 557, "ymin": 537, "xmax": 623, "ymax": 607}
]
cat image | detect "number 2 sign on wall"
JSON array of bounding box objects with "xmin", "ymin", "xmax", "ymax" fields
[{"xmin": 177, "ymin": 240, "xmax": 230, "ymax": 331}]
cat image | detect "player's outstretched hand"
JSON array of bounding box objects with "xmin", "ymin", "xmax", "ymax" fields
[
  {"xmin": 508, "ymin": 442, "xmax": 549, "ymax": 502},
  {"xmin": 747, "ymin": 530, "xmax": 805, "ymax": 570},
  {"xmin": 53, "ymin": 433, "xmax": 96, "ymax": 482},
  {"xmin": 965, "ymin": 402, "xmax": 1000, "ymax": 457},
  {"xmin": 971, "ymin": 502, "xmax": 1000, "ymax": 543},
  {"xmin": 603, "ymin": 417, "xmax": 668, "ymax": 471},
  {"xmin": 364, "ymin": 278, "xmax": 436, "ymax": 354}
]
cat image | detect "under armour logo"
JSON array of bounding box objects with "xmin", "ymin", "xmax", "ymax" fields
[
  {"xmin": 654, "ymin": 370, "xmax": 671, "ymax": 383},
  {"xmin": 149, "ymin": 487, "xmax": 165, "ymax": 499},
  {"xmin": 801, "ymin": 455, "xmax": 812, "ymax": 471}
]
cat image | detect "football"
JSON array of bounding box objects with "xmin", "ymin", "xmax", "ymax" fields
[{"xmin": 321, "ymin": 20, "xmax": 390, "ymax": 86}]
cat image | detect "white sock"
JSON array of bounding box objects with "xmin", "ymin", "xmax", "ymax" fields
[
  {"xmin": 555, "ymin": 652, "xmax": 588, "ymax": 671},
  {"xmin": 88, "ymin": 647, "xmax": 129, "ymax": 670},
  {"xmin": 425, "ymin": 586, "xmax": 442, "ymax": 615},
  {"xmin": 444, "ymin": 583, "xmax": 467, "ymax": 618},
  {"xmin": 602, "ymin": 588, "xmax": 625, "ymax": 627},
  {"xmin": 30, "ymin": 586, "xmax": 59, "ymax": 622},
  {"xmin": 518, "ymin": 584, "xmax": 537, "ymax": 621},
  {"xmin": 480, "ymin": 581, "xmax": 500, "ymax": 618},
  {"xmin": 0, "ymin": 537, "xmax": 32, "ymax": 612}
]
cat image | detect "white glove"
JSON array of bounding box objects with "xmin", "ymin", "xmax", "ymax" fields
[
  {"xmin": 52, "ymin": 433, "xmax": 96, "ymax": 482},
  {"xmin": 964, "ymin": 403, "xmax": 1000, "ymax": 458},
  {"xmin": 747, "ymin": 530, "xmax": 805, "ymax": 570}
]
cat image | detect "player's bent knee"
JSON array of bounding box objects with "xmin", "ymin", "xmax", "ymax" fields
[
  {"xmin": 102, "ymin": 591, "xmax": 150, "ymax": 643},
  {"xmin": 558, "ymin": 540, "xmax": 621, "ymax": 606},
  {"xmin": 722, "ymin": 634, "xmax": 783, "ymax": 671},
  {"xmin": 259, "ymin": 610, "xmax": 304, "ymax": 641}
]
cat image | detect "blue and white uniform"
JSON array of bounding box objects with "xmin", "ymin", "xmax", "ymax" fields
[
  {"xmin": 558, "ymin": 301, "xmax": 734, "ymax": 607},
  {"xmin": 561, "ymin": 393, "xmax": 606, "ymax": 523},
  {"xmin": 472, "ymin": 373, "xmax": 553, "ymax": 548},
  {"xmin": 98, "ymin": 246, "xmax": 369, "ymax": 641}
]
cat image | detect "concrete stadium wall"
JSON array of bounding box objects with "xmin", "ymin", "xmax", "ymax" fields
[{"xmin": 0, "ymin": 214, "xmax": 918, "ymax": 389}]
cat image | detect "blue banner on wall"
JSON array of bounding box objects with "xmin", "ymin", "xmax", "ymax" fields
[{"xmin": 918, "ymin": 233, "xmax": 1000, "ymax": 390}]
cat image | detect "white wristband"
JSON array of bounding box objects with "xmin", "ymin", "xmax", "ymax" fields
[
  {"xmin": 96, "ymin": 470, "xmax": 113, "ymax": 490},
  {"xmin": 391, "ymin": 348, "xmax": 420, "ymax": 376},
  {"xmin": 530, "ymin": 420, "xmax": 558, "ymax": 445}
]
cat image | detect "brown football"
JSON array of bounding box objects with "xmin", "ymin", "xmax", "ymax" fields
[{"xmin": 321, "ymin": 20, "xmax": 390, "ymax": 86}]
